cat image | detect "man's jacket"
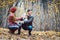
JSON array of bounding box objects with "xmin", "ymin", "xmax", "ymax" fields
[{"xmin": 22, "ymin": 16, "xmax": 34, "ymax": 30}]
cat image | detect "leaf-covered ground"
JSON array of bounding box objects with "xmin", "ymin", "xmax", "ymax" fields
[{"xmin": 0, "ymin": 28, "xmax": 60, "ymax": 40}]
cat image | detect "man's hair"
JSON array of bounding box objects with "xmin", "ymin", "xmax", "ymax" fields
[{"xmin": 27, "ymin": 9, "xmax": 31, "ymax": 12}]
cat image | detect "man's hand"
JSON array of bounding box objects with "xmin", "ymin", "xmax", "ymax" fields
[{"xmin": 19, "ymin": 21, "xmax": 24, "ymax": 24}]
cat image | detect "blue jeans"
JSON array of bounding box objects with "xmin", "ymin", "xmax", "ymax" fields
[{"xmin": 8, "ymin": 23, "xmax": 22, "ymax": 30}]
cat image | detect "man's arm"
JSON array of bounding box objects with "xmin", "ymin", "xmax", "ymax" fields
[{"xmin": 24, "ymin": 16, "xmax": 34, "ymax": 24}]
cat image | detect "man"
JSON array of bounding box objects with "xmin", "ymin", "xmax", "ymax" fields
[{"xmin": 18, "ymin": 10, "xmax": 34, "ymax": 36}]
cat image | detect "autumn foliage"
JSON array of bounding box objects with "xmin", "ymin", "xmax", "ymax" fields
[{"xmin": 0, "ymin": 0, "xmax": 16, "ymax": 7}]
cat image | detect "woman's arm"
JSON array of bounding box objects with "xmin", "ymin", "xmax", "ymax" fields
[{"xmin": 16, "ymin": 17, "xmax": 23, "ymax": 21}]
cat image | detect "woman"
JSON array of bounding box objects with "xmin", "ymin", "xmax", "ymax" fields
[{"xmin": 8, "ymin": 7, "xmax": 22, "ymax": 34}]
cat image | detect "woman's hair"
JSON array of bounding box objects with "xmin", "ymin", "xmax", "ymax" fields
[{"xmin": 10, "ymin": 7, "xmax": 16, "ymax": 13}]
